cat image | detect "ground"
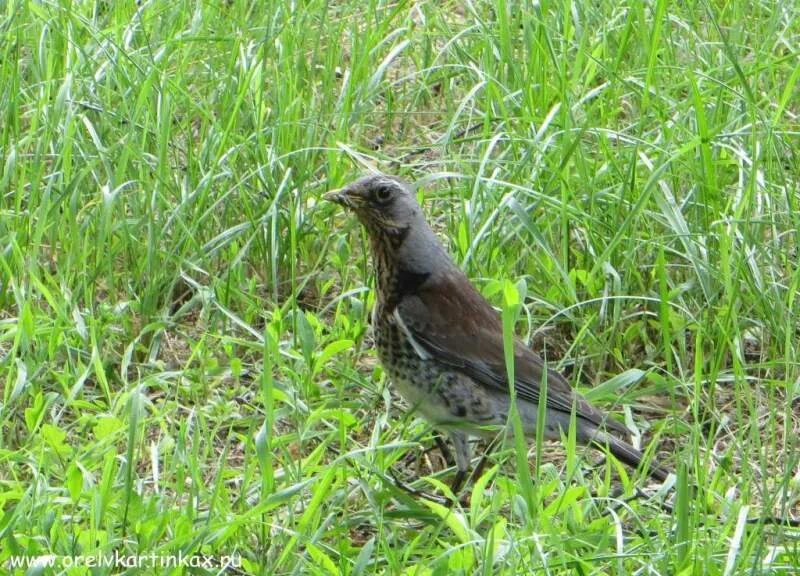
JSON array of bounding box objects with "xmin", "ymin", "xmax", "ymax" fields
[{"xmin": 1, "ymin": 0, "xmax": 799, "ymax": 574}]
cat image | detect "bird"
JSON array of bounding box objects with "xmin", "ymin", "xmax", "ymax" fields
[{"xmin": 325, "ymin": 173, "xmax": 670, "ymax": 489}]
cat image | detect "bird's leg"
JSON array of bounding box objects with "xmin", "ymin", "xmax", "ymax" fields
[
  {"xmin": 469, "ymin": 433, "xmax": 501, "ymax": 483},
  {"xmin": 449, "ymin": 431, "xmax": 472, "ymax": 494},
  {"xmin": 433, "ymin": 434, "xmax": 455, "ymax": 466},
  {"xmin": 451, "ymin": 470, "xmax": 467, "ymax": 495}
]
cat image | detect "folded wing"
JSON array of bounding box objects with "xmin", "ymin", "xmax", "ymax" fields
[{"xmin": 395, "ymin": 269, "xmax": 627, "ymax": 435}]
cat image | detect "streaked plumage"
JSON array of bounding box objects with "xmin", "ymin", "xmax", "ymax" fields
[{"xmin": 325, "ymin": 174, "xmax": 669, "ymax": 486}]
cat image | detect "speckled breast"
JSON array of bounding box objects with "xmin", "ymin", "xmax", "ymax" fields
[{"xmin": 372, "ymin": 314, "xmax": 456, "ymax": 420}]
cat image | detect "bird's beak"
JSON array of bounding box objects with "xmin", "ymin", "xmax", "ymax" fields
[
  {"xmin": 323, "ymin": 188, "xmax": 346, "ymax": 204},
  {"xmin": 324, "ymin": 188, "xmax": 356, "ymax": 208}
]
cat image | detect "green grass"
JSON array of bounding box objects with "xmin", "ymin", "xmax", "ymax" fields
[{"xmin": 2, "ymin": 0, "xmax": 799, "ymax": 573}]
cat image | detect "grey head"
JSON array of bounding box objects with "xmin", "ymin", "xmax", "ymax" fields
[{"xmin": 324, "ymin": 174, "xmax": 452, "ymax": 276}]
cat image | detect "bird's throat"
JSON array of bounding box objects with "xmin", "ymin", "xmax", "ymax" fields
[{"xmin": 369, "ymin": 228, "xmax": 429, "ymax": 313}]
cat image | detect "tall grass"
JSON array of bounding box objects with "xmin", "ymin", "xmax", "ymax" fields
[{"xmin": 1, "ymin": 0, "xmax": 798, "ymax": 573}]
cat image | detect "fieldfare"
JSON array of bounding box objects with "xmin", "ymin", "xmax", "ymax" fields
[{"xmin": 325, "ymin": 174, "xmax": 669, "ymax": 488}]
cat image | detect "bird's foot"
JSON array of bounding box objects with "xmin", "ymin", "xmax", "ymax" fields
[
  {"xmin": 387, "ymin": 467, "xmax": 449, "ymax": 505},
  {"xmin": 386, "ymin": 467, "xmax": 474, "ymax": 508}
]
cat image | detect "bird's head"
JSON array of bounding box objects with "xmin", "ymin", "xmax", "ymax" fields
[
  {"xmin": 325, "ymin": 173, "xmax": 451, "ymax": 278},
  {"xmin": 324, "ymin": 174, "xmax": 423, "ymax": 237}
]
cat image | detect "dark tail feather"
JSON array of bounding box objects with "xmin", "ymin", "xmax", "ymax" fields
[{"xmin": 590, "ymin": 431, "xmax": 671, "ymax": 482}]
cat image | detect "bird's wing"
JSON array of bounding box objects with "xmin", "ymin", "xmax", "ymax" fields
[{"xmin": 395, "ymin": 269, "xmax": 626, "ymax": 434}]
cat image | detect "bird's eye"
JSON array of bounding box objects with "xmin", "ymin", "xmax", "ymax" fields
[{"xmin": 373, "ymin": 186, "xmax": 393, "ymax": 204}]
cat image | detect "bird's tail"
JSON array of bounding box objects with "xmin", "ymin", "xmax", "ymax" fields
[{"xmin": 588, "ymin": 430, "xmax": 671, "ymax": 482}]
